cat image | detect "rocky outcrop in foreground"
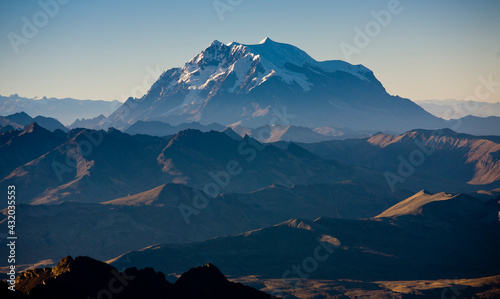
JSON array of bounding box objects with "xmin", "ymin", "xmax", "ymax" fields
[{"xmin": 2, "ymin": 256, "xmax": 274, "ymax": 299}]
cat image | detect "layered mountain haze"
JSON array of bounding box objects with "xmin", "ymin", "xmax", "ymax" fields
[
  {"xmin": 0, "ymin": 181, "xmax": 405, "ymax": 266},
  {"xmin": 0, "ymin": 112, "xmax": 67, "ymax": 132},
  {"xmin": 123, "ymin": 120, "xmax": 225, "ymax": 137},
  {"xmin": 451, "ymin": 115, "xmax": 500, "ymax": 136},
  {"xmin": 156, "ymin": 129, "xmax": 366, "ymax": 192},
  {"xmin": 4, "ymin": 187, "xmax": 497, "ymax": 297},
  {"xmin": 0, "ymin": 94, "xmax": 121, "ymax": 126},
  {"xmin": 69, "ymin": 114, "xmax": 109, "ymax": 130},
  {"xmin": 0, "ymin": 127, "xmax": 383, "ymax": 208},
  {"xmin": 416, "ymin": 99, "xmax": 500, "ymax": 119},
  {"xmin": 296, "ymin": 128, "xmax": 500, "ymax": 192},
  {"xmin": 108, "ymin": 190, "xmax": 500, "ymax": 282},
  {"xmin": 3, "ymin": 35, "xmax": 500, "ymax": 298},
  {"xmin": 231, "ymin": 124, "xmax": 340, "ymax": 143},
  {"xmin": 2, "ymin": 124, "xmax": 499, "ymax": 211},
  {"xmin": 106, "ymin": 38, "xmax": 443, "ymax": 132}
]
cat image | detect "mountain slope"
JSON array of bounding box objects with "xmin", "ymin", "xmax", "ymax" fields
[
  {"xmin": 156, "ymin": 129, "xmax": 368, "ymax": 193},
  {"xmin": 297, "ymin": 128, "xmax": 500, "ymax": 192},
  {"xmin": 107, "ymin": 38, "xmax": 443, "ymax": 132},
  {"xmin": 108, "ymin": 191, "xmax": 500, "ymax": 282},
  {"xmin": 12, "ymin": 256, "xmax": 273, "ymax": 299},
  {"xmin": 0, "ymin": 128, "xmax": 379, "ymax": 205},
  {"xmin": 1, "ymin": 128, "xmax": 169, "ymax": 206},
  {"xmin": 375, "ymin": 190, "xmax": 452, "ymax": 218},
  {"xmin": 0, "ymin": 123, "xmax": 66, "ymax": 178},
  {"xmin": 264, "ymin": 125, "xmax": 334, "ymax": 143},
  {"xmin": 0, "ymin": 181, "xmax": 405, "ymax": 265},
  {"xmin": 376, "ymin": 190, "xmax": 498, "ymax": 223}
]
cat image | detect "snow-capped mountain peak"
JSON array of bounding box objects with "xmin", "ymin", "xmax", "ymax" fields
[
  {"xmin": 259, "ymin": 37, "xmax": 273, "ymax": 44},
  {"xmin": 109, "ymin": 38, "xmax": 439, "ymax": 131},
  {"xmin": 162, "ymin": 38, "xmax": 376, "ymax": 97}
]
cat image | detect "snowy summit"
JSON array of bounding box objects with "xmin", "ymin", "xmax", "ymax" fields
[{"xmin": 108, "ymin": 38, "xmax": 441, "ymax": 132}]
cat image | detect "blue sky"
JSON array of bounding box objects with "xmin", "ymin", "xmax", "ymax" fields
[{"xmin": 0, "ymin": 0, "xmax": 499, "ymax": 102}]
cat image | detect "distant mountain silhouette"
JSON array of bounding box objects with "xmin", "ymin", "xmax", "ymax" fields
[
  {"xmin": 0, "ymin": 112, "xmax": 67, "ymax": 132},
  {"xmin": 230, "ymin": 124, "xmax": 341, "ymax": 143},
  {"xmin": 450, "ymin": 115, "xmax": 500, "ymax": 136},
  {"xmin": 123, "ymin": 120, "xmax": 224, "ymax": 136},
  {"xmin": 0, "ymin": 94, "xmax": 120, "ymax": 125},
  {"xmin": 69, "ymin": 114, "xmax": 109, "ymax": 129},
  {"xmin": 124, "ymin": 120, "xmax": 357, "ymax": 142},
  {"xmin": 416, "ymin": 99, "xmax": 500, "ymax": 119}
]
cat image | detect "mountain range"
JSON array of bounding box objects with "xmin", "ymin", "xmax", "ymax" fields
[
  {"xmin": 0, "ymin": 94, "xmax": 121, "ymax": 126},
  {"xmin": 288, "ymin": 128, "xmax": 500, "ymax": 192},
  {"xmin": 3, "ymin": 186, "xmax": 498, "ymax": 297},
  {"xmin": 0, "ymin": 112, "xmax": 67, "ymax": 132},
  {"xmin": 106, "ymin": 189, "xmax": 500, "ymax": 280},
  {"xmin": 1, "ymin": 126, "xmax": 388, "ymax": 208},
  {"xmin": 0, "ymin": 181, "xmax": 406, "ymax": 266},
  {"xmin": 124, "ymin": 120, "xmax": 366, "ymax": 143},
  {"xmin": 105, "ymin": 189, "xmax": 499, "ymax": 297},
  {"xmin": 2, "ymin": 38, "xmax": 500, "ymax": 298},
  {"xmin": 123, "ymin": 120, "xmax": 225, "ymax": 136},
  {"xmin": 1, "ymin": 126, "xmax": 499, "ymax": 291},
  {"xmin": 0, "ymin": 111, "xmax": 372, "ymax": 144},
  {"xmin": 1, "ymin": 124, "xmax": 499, "ymax": 210},
  {"xmin": 416, "ymin": 99, "xmax": 500, "ymax": 119}
]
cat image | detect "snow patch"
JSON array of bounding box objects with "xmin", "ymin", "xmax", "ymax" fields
[
  {"xmin": 153, "ymin": 38, "xmax": 375, "ymax": 117},
  {"xmin": 251, "ymin": 103, "xmax": 271, "ymax": 117}
]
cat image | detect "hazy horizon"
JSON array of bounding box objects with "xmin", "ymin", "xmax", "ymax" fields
[
  {"xmin": 1, "ymin": 2, "xmax": 500, "ymax": 297},
  {"xmin": 1, "ymin": 0, "xmax": 499, "ymax": 103}
]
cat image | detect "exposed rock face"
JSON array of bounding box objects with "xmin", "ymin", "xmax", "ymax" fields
[{"xmin": 12, "ymin": 256, "xmax": 274, "ymax": 299}]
